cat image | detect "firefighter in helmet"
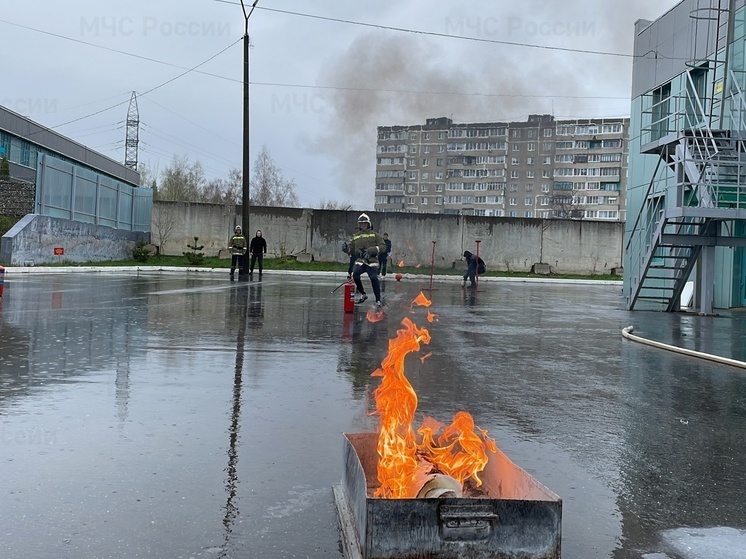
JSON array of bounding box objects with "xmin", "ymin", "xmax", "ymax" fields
[{"xmin": 347, "ymin": 213, "xmax": 385, "ymax": 307}]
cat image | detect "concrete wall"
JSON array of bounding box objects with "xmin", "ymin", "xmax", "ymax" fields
[
  {"xmin": 1, "ymin": 214, "xmax": 146, "ymax": 266},
  {"xmin": 153, "ymin": 202, "xmax": 624, "ymax": 274}
]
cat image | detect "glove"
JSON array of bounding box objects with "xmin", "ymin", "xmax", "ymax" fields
[
  {"xmin": 342, "ymin": 241, "xmax": 349, "ymax": 254},
  {"xmin": 366, "ymin": 245, "xmax": 379, "ymax": 257}
]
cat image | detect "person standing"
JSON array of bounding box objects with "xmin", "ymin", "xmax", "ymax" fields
[
  {"xmin": 378, "ymin": 232, "xmax": 392, "ymax": 276},
  {"xmin": 249, "ymin": 230, "xmax": 267, "ymax": 277},
  {"xmin": 348, "ymin": 213, "xmax": 385, "ymax": 307},
  {"xmin": 461, "ymin": 250, "xmax": 486, "ymax": 288},
  {"xmin": 228, "ymin": 226, "xmax": 247, "ymax": 281}
]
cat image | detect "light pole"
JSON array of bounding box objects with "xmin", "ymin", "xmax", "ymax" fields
[{"xmin": 240, "ymin": 0, "xmax": 258, "ymax": 278}]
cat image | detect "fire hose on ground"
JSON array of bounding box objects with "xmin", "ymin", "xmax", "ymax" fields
[{"xmin": 622, "ymin": 326, "xmax": 746, "ymax": 369}]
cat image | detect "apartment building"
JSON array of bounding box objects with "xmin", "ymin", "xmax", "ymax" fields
[{"xmin": 375, "ymin": 115, "xmax": 629, "ymax": 220}]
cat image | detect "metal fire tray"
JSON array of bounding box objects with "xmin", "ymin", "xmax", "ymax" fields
[{"xmin": 333, "ymin": 432, "xmax": 562, "ymax": 559}]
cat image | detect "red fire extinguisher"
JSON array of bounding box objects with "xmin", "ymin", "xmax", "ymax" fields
[
  {"xmin": 0, "ymin": 265, "xmax": 4, "ymax": 299},
  {"xmin": 343, "ymin": 282, "xmax": 355, "ymax": 313}
]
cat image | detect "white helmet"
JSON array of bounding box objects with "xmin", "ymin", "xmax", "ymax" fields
[
  {"xmin": 357, "ymin": 213, "xmax": 371, "ymax": 225},
  {"xmin": 235, "ymin": 225, "xmax": 242, "ymax": 233}
]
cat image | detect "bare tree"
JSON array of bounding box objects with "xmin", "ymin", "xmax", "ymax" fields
[
  {"xmin": 316, "ymin": 199, "xmax": 354, "ymax": 210},
  {"xmin": 151, "ymin": 204, "xmax": 179, "ymax": 255},
  {"xmin": 251, "ymin": 146, "xmax": 299, "ymax": 207},
  {"xmin": 551, "ymin": 188, "xmax": 585, "ymax": 219}
]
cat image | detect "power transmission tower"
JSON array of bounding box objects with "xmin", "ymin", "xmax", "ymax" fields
[{"xmin": 124, "ymin": 91, "xmax": 139, "ymax": 171}]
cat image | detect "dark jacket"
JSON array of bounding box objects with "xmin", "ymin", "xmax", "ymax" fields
[
  {"xmin": 250, "ymin": 236, "xmax": 267, "ymax": 255},
  {"xmin": 464, "ymin": 251, "xmax": 486, "ymax": 274}
]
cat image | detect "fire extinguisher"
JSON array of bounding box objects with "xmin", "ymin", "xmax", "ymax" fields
[
  {"xmin": 0, "ymin": 265, "xmax": 4, "ymax": 299},
  {"xmin": 343, "ymin": 282, "xmax": 355, "ymax": 313}
]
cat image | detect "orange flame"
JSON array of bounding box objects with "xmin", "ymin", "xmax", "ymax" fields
[
  {"xmin": 372, "ymin": 293, "xmax": 496, "ymax": 499},
  {"xmin": 397, "ymin": 260, "xmax": 405, "ymax": 268}
]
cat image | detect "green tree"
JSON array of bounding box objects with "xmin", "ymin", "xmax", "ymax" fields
[
  {"xmin": 0, "ymin": 156, "xmax": 10, "ymax": 178},
  {"xmin": 157, "ymin": 155, "xmax": 205, "ymax": 202}
]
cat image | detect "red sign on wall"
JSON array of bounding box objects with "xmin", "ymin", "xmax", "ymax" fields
[{"xmin": 53, "ymin": 247, "xmax": 64, "ymax": 256}]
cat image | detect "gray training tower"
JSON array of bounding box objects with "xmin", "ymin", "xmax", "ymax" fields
[{"xmin": 124, "ymin": 91, "xmax": 139, "ymax": 171}]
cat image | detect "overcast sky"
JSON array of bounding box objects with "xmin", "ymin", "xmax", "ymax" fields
[{"xmin": 1, "ymin": 0, "xmax": 680, "ymax": 208}]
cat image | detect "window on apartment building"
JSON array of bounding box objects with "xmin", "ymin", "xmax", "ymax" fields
[
  {"xmin": 423, "ymin": 146, "xmax": 431, "ymax": 154},
  {"xmin": 409, "ymin": 132, "xmax": 418, "ymax": 141},
  {"xmin": 600, "ymin": 153, "xmax": 622, "ymax": 162},
  {"xmin": 525, "ymin": 183, "xmax": 534, "ymax": 192},
  {"xmin": 525, "ymin": 197, "xmax": 533, "ymax": 206},
  {"xmin": 509, "ymin": 211, "xmax": 517, "ymax": 217},
  {"xmin": 422, "ymin": 158, "xmax": 429, "ymax": 166},
  {"xmin": 586, "ymin": 181, "xmax": 601, "ymax": 190},
  {"xmin": 512, "ymin": 144, "xmax": 520, "ymax": 151},
  {"xmin": 525, "ymin": 211, "xmax": 533, "ymax": 218},
  {"xmin": 509, "ymin": 183, "xmax": 518, "ymax": 192},
  {"xmin": 526, "ymin": 170, "xmax": 535, "ymax": 178},
  {"xmin": 605, "ymin": 197, "xmax": 618, "ymax": 204},
  {"xmin": 541, "ymin": 183, "xmax": 550, "ymax": 192},
  {"xmin": 542, "ymin": 156, "xmax": 551, "ymax": 164},
  {"xmin": 409, "ymin": 145, "xmax": 418, "ymax": 154},
  {"xmin": 408, "ymin": 158, "xmax": 416, "ymax": 166},
  {"xmin": 602, "ymin": 139, "xmax": 622, "ymax": 148},
  {"xmin": 511, "ymin": 157, "xmax": 520, "ymax": 165},
  {"xmin": 509, "ymin": 198, "xmax": 517, "ymax": 205},
  {"xmin": 435, "ymin": 184, "xmax": 444, "ymax": 192},
  {"xmin": 543, "ymin": 128, "xmax": 552, "ymax": 137},
  {"xmin": 408, "ymin": 171, "xmax": 418, "ymax": 180},
  {"xmin": 541, "ymin": 142, "xmax": 553, "ymax": 152},
  {"xmin": 528, "ymin": 129, "xmax": 537, "ymax": 138},
  {"xmin": 557, "ymin": 125, "xmax": 575, "ymax": 135},
  {"xmin": 422, "ymin": 173, "xmax": 430, "ymax": 180},
  {"xmin": 602, "ymin": 124, "xmax": 622, "ymax": 134},
  {"xmin": 421, "ymin": 197, "xmax": 428, "ymax": 205},
  {"xmin": 512, "ymin": 129, "xmax": 521, "ymax": 138},
  {"xmin": 435, "ymin": 196, "xmax": 443, "ymax": 204},
  {"xmin": 438, "ymin": 131, "xmax": 447, "ymax": 139},
  {"xmin": 438, "ymin": 145, "xmax": 445, "ymax": 153},
  {"xmin": 527, "ymin": 157, "xmax": 534, "ymax": 165},
  {"xmin": 542, "ymin": 170, "xmax": 551, "ymax": 178},
  {"xmin": 527, "ymin": 143, "xmax": 536, "ymax": 151},
  {"xmin": 424, "ymin": 132, "xmax": 430, "ymax": 140},
  {"xmin": 435, "ymin": 171, "xmax": 444, "ymax": 179},
  {"xmin": 510, "ymin": 170, "xmax": 519, "ymax": 178},
  {"xmin": 540, "ymin": 197, "xmax": 549, "ymax": 206},
  {"xmin": 556, "ymin": 141, "xmax": 573, "ymax": 149}
]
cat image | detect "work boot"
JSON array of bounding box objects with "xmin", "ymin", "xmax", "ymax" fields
[
  {"xmin": 355, "ymin": 294, "xmax": 368, "ymax": 304},
  {"xmin": 375, "ymin": 300, "xmax": 382, "ymax": 308}
]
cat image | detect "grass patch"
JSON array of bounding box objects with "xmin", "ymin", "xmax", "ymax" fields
[{"xmin": 0, "ymin": 215, "xmax": 22, "ymax": 237}]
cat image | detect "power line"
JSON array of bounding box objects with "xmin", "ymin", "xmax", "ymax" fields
[{"xmin": 213, "ymin": 0, "xmax": 672, "ymax": 60}]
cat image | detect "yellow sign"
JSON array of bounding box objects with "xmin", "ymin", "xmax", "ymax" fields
[{"xmin": 715, "ymin": 80, "xmax": 724, "ymax": 94}]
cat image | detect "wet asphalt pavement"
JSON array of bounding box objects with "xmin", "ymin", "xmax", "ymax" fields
[{"xmin": 1, "ymin": 270, "xmax": 746, "ymax": 559}]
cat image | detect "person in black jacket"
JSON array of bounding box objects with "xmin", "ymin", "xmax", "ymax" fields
[
  {"xmin": 378, "ymin": 233, "xmax": 392, "ymax": 276},
  {"xmin": 249, "ymin": 230, "xmax": 267, "ymax": 277},
  {"xmin": 461, "ymin": 250, "xmax": 485, "ymax": 288}
]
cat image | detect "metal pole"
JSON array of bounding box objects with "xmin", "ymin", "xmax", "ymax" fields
[
  {"xmin": 475, "ymin": 239, "xmax": 481, "ymax": 288},
  {"xmin": 240, "ymin": 0, "xmax": 258, "ymax": 278},
  {"xmin": 428, "ymin": 240, "xmax": 436, "ymax": 292}
]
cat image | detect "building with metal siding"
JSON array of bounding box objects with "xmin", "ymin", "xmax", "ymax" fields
[
  {"xmin": 625, "ymin": 0, "xmax": 746, "ymax": 313},
  {"xmin": 0, "ymin": 105, "xmax": 140, "ymax": 187},
  {"xmin": 0, "ymin": 104, "xmax": 150, "ymax": 233}
]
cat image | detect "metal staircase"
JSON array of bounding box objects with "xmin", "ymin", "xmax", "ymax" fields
[
  {"xmin": 626, "ymin": 0, "xmax": 746, "ymax": 313},
  {"xmin": 629, "ymin": 78, "xmax": 746, "ymax": 312}
]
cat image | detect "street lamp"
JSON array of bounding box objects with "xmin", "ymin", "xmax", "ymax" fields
[{"xmin": 239, "ymin": 0, "xmax": 258, "ymax": 278}]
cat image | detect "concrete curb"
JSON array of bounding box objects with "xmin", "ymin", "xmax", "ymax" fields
[{"xmin": 0, "ymin": 265, "xmax": 623, "ymax": 286}]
